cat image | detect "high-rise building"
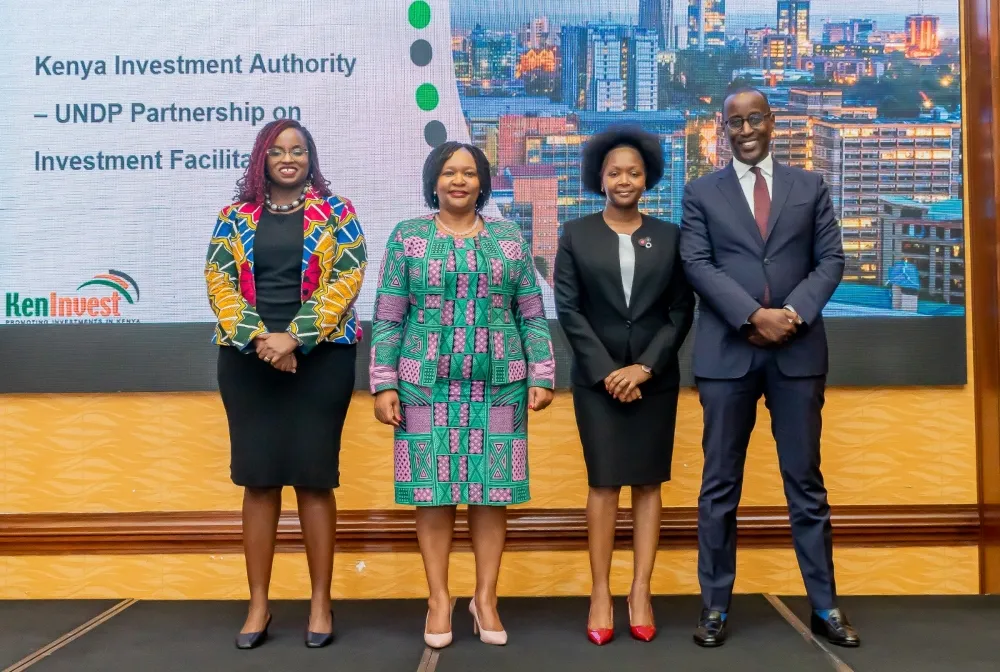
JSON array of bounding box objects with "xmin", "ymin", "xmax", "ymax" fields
[
  {"xmin": 812, "ymin": 119, "xmax": 961, "ymax": 283},
  {"xmin": 687, "ymin": 0, "xmax": 726, "ymax": 50},
  {"xmin": 628, "ymin": 28, "xmax": 660, "ymax": 111},
  {"xmin": 850, "ymin": 19, "xmax": 876, "ymax": 39},
  {"xmin": 787, "ymin": 88, "xmax": 843, "ymax": 115},
  {"xmin": 878, "ymin": 196, "xmax": 964, "ymax": 305},
  {"xmin": 497, "ymin": 114, "xmax": 575, "ymax": 171},
  {"xmin": 560, "ymin": 25, "xmax": 659, "ymax": 112},
  {"xmin": 589, "ymin": 25, "xmax": 628, "ymax": 112},
  {"xmin": 822, "ymin": 18, "xmax": 877, "ymax": 44},
  {"xmin": 905, "ymin": 15, "xmax": 941, "ymax": 58},
  {"xmin": 528, "ymin": 17, "xmax": 549, "ymax": 50},
  {"xmin": 777, "ymin": 0, "xmax": 811, "ymax": 60},
  {"xmin": 452, "ymin": 34, "xmax": 472, "ymax": 85},
  {"xmin": 822, "ymin": 21, "xmax": 851, "ymax": 44},
  {"xmin": 509, "ymin": 166, "xmax": 560, "ymax": 278},
  {"xmin": 745, "ymin": 27, "xmax": 775, "ymax": 59},
  {"xmin": 762, "ymin": 34, "xmax": 796, "ymax": 70},
  {"xmin": 469, "ymin": 25, "xmax": 518, "ymax": 86},
  {"xmin": 639, "ymin": 0, "xmax": 674, "ymax": 50},
  {"xmin": 560, "ymin": 26, "xmax": 589, "ymax": 109}
]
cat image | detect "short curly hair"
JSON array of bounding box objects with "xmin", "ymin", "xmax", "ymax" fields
[
  {"xmin": 422, "ymin": 142, "xmax": 493, "ymax": 210},
  {"xmin": 580, "ymin": 125, "xmax": 664, "ymax": 195}
]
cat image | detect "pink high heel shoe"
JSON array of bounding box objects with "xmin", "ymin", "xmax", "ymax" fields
[
  {"xmin": 423, "ymin": 611, "xmax": 452, "ymax": 649},
  {"xmin": 469, "ymin": 599, "xmax": 507, "ymax": 645}
]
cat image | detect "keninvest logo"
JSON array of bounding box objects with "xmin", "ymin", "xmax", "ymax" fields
[{"xmin": 5, "ymin": 270, "xmax": 141, "ymax": 323}]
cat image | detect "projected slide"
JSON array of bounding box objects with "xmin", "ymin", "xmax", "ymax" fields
[
  {"xmin": 0, "ymin": 0, "xmax": 485, "ymax": 327},
  {"xmin": 0, "ymin": 0, "xmax": 966, "ymax": 391}
]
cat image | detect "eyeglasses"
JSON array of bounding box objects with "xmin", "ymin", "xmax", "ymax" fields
[
  {"xmin": 724, "ymin": 113, "xmax": 771, "ymax": 131},
  {"xmin": 266, "ymin": 147, "xmax": 309, "ymax": 159}
]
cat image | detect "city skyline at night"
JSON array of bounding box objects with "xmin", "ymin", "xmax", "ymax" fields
[{"xmin": 451, "ymin": 0, "xmax": 964, "ymax": 317}]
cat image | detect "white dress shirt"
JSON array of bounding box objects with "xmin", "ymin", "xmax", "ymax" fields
[
  {"xmin": 618, "ymin": 233, "xmax": 635, "ymax": 307},
  {"xmin": 732, "ymin": 153, "xmax": 773, "ymax": 214}
]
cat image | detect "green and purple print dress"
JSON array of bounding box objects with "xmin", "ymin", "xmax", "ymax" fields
[{"xmin": 369, "ymin": 216, "xmax": 555, "ymax": 506}]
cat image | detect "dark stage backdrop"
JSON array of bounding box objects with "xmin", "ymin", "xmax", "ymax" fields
[{"xmin": 2, "ymin": 316, "xmax": 965, "ymax": 392}]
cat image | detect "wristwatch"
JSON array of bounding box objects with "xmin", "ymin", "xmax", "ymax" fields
[{"xmin": 640, "ymin": 365, "xmax": 652, "ymax": 375}]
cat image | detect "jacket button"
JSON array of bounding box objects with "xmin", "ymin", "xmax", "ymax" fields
[
  {"xmin": 625, "ymin": 320, "xmax": 632, "ymax": 328},
  {"xmin": 764, "ymin": 258, "xmax": 771, "ymax": 265}
]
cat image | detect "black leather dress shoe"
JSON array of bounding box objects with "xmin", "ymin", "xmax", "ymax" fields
[
  {"xmin": 810, "ymin": 608, "xmax": 860, "ymax": 647},
  {"xmin": 235, "ymin": 613, "xmax": 272, "ymax": 650},
  {"xmin": 305, "ymin": 610, "xmax": 335, "ymax": 648},
  {"xmin": 693, "ymin": 609, "xmax": 728, "ymax": 647}
]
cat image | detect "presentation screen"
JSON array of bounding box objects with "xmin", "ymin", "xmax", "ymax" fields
[{"xmin": 0, "ymin": 0, "xmax": 965, "ymax": 392}]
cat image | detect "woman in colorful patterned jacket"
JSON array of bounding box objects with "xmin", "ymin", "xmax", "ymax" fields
[
  {"xmin": 370, "ymin": 142, "xmax": 555, "ymax": 648},
  {"xmin": 205, "ymin": 119, "xmax": 366, "ymax": 650}
]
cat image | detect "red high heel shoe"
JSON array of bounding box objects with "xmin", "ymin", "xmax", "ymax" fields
[
  {"xmin": 587, "ymin": 604, "xmax": 614, "ymax": 645},
  {"xmin": 627, "ymin": 597, "xmax": 656, "ymax": 642}
]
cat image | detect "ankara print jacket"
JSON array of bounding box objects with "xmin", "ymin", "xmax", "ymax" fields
[
  {"xmin": 205, "ymin": 188, "xmax": 367, "ymax": 353},
  {"xmin": 369, "ymin": 215, "xmax": 556, "ymax": 393}
]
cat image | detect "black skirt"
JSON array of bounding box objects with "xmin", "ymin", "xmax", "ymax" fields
[
  {"xmin": 217, "ymin": 342, "xmax": 356, "ymax": 489},
  {"xmin": 572, "ymin": 383, "xmax": 679, "ymax": 488}
]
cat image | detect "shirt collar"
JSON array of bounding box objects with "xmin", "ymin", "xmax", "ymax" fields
[{"xmin": 732, "ymin": 153, "xmax": 773, "ymax": 179}]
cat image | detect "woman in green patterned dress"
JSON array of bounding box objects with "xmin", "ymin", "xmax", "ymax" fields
[{"xmin": 370, "ymin": 142, "xmax": 555, "ymax": 648}]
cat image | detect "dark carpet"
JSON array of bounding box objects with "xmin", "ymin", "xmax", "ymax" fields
[
  {"xmin": 0, "ymin": 600, "xmax": 118, "ymax": 669},
  {"xmin": 27, "ymin": 599, "xmax": 429, "ymax": 672},
  {"xmin": 434, "ymin": 594, "xmax": 831, "ymax": 672},
  {"xmin": 12, "ymin": 595, "xmax": 1000, "ymax": 671},
  {"xmin": 783, "ymin": 595, "xmax": 1000, "ymax": 672}
]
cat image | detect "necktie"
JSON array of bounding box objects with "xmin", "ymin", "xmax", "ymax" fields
[
  {"xmin": 750, "ymin": 166, "xmax": 770, "ymax": 238},
  {"xmin": 750, "ymin": 166, "xmax": 771, "ymax": 306}
]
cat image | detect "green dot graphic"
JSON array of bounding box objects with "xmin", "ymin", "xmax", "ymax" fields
[
  {"xmin": 415, "ymin": 83, "xmax": 439, "ymax": 111},
  {"xmin": 408, "ymin": 1, "xmax": 431, "ymax": 29}
]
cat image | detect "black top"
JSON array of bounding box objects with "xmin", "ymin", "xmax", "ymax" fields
[
  {"xmin": 553, "ymin": 212, "xmax": 695, "ymax": 392},
  {"xmin": 254, "ymin": 209, "xmax": 304, "ymax": 332}
]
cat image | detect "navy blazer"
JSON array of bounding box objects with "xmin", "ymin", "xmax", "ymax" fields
[
  {"xmin": 679, "ymin": 161, "xmax": 844, "ymax": 380},
  {"xmin": 554, "ymin": 213, "xmax": 694, "ymax": 391}
]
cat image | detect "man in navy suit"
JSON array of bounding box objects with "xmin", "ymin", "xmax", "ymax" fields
[{"xmin": 679, "ymin": 87, "xmax": 860, "ymax": 648}]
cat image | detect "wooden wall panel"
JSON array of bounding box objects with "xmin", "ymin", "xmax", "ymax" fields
[
  {"xmin": 0, "ymin": 505, "xmax": 979, "ymax": 555},
  {"xmin": 965, "ymin": 0, "xmax": 1000, "ymax": 593},
  {"xmin": 0, "ymin": 547, "xmax": 978, "ymax": 600},
  {"xmin": 0, "ymin": 387, "xmax": 977, "ymax": 514}
]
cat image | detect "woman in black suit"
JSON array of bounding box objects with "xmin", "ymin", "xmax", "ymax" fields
[{"xmin": 554, "ymin": 126, "xmax": 694, "ymax": 645}]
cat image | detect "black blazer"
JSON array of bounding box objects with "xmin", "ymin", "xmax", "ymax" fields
[{"xmin": 554, "ymin": 212, "xmax": 695, "ymax": 391}]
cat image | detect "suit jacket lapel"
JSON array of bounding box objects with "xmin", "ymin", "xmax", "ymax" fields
[
  {"xmin": 235, "ymin": 202, "xmax": 262, "ymax": 275},
  {"xmin": 627, "ymin": 215, "xmax": 657, "ymax": 316},
  {"xmin": 716, "ymin": 164, "xmax": 764, "ymax": 247},
  {"xmin": 301, "ymin": 189, "xmax": 332, "ymax": 280},
  {"xmin": 593, "ymin": 215, "xmax": 631, "ymax": 317},
  {"xmin": 766, "ymin": 161, "xmax": 792, "ymax": 238}
]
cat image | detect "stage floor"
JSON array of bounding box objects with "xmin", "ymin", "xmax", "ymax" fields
[{"xmin": 1, "ymin": 595, "xmax": 997, "ymax": 671}]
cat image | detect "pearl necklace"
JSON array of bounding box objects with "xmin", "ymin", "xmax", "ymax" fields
[
  {"xmin": 265, "ymin": 182, "xmax": 311, "ymax": 212},
  {"xmin": 435, "ymin": 214, "xmax": 482, "ymax": 238}
]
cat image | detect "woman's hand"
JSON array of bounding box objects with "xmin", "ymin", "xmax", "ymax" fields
[
  {"xmin": 618, "ymin": 386, "xmax": 642, "ymax": 403},
  {"xmin": 528, "ymin": 387, "xmax": 554, "ymax": 412},
  {"xmin": 605, "ymin": 365, "xmax": 651, "ymax": 401},
  {"xmin": 257, "ymin": 332, "xmax": 299, "ymax": 364},
  {"xmin": 271, "ymin": 353, "xmax": 297, "ymax": 373},
  {"xmin": 253, "ymin": 334, "xmax": 272, "ymax": 353},
  {"xmin": 374, "ymin": 390, "xmax": 402, "ymax": 427}
]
